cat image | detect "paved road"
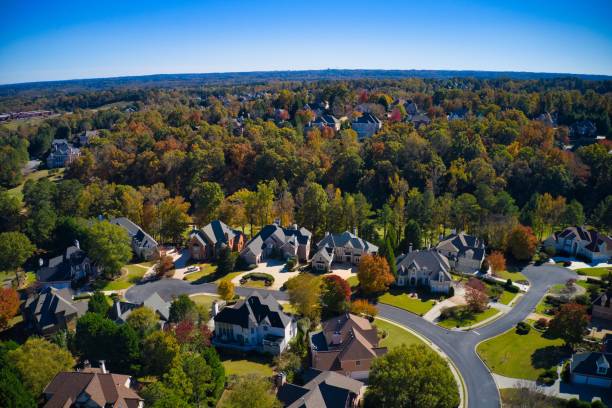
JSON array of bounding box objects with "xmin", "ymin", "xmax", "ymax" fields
[{"xmin": 125, "ymin": 264, "xmax": 575, "ymax": 408}]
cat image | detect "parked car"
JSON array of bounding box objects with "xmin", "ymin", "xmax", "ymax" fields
[{"xmin": 186, "ymin": 266, "xmax": 200, "ymax": 273}]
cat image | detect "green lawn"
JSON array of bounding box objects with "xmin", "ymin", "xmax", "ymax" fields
[
  {"xmin": 535, "ymin": 296, "xmax": 556, "ymax": 316},
  {"xmin": 183, "ymin": 263, "xmax": 217, "ymax": 282},
  {"xmin": 438, "ymin": 307, "xmax": 500, "ymax": 329},
  {"xmin": 500, "ymin": 388, "xmax": 565, "ymax": 408},
  {"xmin": 347, "ymin": 275, "xmax": 359, "ymax": 289},
  {"xmin": 498, "ymin": 290, "xmax": 518, "ymax": 305},
  {"xmin": 492, "ymin": 269, "xmax": 528, "ymax": 283},
  {"xmin": 477, "ymin": 323, "xmax": 568, "ymax": 380},
  {"xmin": 375, "ymin": 318, "xmax": 425, "ymax": 349},
  {"xmin": 215, "ymin": 271, "xmax": 242, "ymax": 283},
  {"xmin": 378, "ymin": 290, "xmax": 437, "ymax": 316},
  {"xmin": 219, "ymin": 352, "xmax": 274, "ymax": 376},
  {"xmin": 241, "ymin": 279, "xmax": 267, "ymax": 288},
  {"xmin": 191, "ymin": 294, "xmax": 219, "ymax": 313},
  {"xmin": 7, "ymin": 168, "xmax": 65, "ymax": 202},
  {"xmin": 99, "ymin": 262, "xmax": 153, "ymax": 291},
  {"xmin": 576, "ymin": 267, "xmax": 612, "ymax": 278}
]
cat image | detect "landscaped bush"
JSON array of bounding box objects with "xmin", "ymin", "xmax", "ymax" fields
[
  {"xmin": 285, "ymin": 256, "xmax": 297, "ymax": 271},
  {"xmin": 240, "ymin": 272, "xmax": 275, "ymax": 286},
  {"xmin": 516, "ymin": 321, "xmax": 531, "ymax": 335},
  {"xmin": 537, "ymin": 368, "xmax": 557, "ymax": 386},
  {"xmin": 561, "ymin": 361, "xmax": 571, "ymax": 383},
  {"xmin": 439, "ymin": 305, "xmax": 464, "ymax": 320},
  {"xmin": 563, "ymin": 261, "xmax": 572, "ymax": 267},
  {"xmin": 448, "ymin": 286, "xmax": 455, "ymax": 297},
  {"xmin": 534, "ymin": 318, "xmax": 549, "ymax": 330}
]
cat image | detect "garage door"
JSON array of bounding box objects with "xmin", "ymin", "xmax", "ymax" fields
[{"xmin": 586, "ymin": 376, "xmax": 611, "ymax": 388}]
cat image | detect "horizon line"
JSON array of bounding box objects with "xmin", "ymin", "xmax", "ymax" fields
[{"xmin": 2, "ymin": 67, "xmax": 612, "ymax": 87}]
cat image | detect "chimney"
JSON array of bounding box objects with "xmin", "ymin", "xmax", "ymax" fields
[
  {"xmin": 274, "ymin": 372, "xmax": 287, "ymax": 388},
  {"xmin": 212, "ymin": 300, "xmax": 224, "ymax": 317},
  {"xmin": 353, "ymin": 227, "xmax": 358, "ymax": 236},
  {"xmin": 74, "ymin": 239, "xmax": 80, "ymax": 249},
  {"xmin": 331, "ymin": 332, "xmax": 342, "ymax": 345},
  {"xmin": 99, "ymin": 360, "xmax": 106, "ymax": 374},
  {"xmin": 292, "ymin": 224, "xmax": 298, "ymax": 230},
  {"xmin": 409, "ymin": 243, "xmax": 413, "ymax": 253}
]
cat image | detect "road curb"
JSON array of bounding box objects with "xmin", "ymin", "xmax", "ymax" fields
[{"xmin": 376, "ymin": 316, "xmax": 468, "ymax": 408}]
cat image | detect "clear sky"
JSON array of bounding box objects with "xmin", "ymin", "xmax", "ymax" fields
[{"xmin": 1, "ymin": 0, "xmax": 611, "ymax": 85}]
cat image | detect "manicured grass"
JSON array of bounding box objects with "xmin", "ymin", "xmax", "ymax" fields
[
  {"xmin": 375, "ymin": 318, "xmax": 425, "ymax": 349},
  {"xmin": 535, "ymin": 296, "xmax": 556, "ymax": 316},
  {"xmin": 215, "ymin": 271, "xmax": 242, "ymax": 283},
  {"xmin": 576, "ymin": 267, "xmax": 612, "ymax": 278},
  {"xmin": 241, "ymin": 279, "xmax": 267, "ymax": 288},
  {"xmin": 219, "ymin": 352, "xmax": 274, "ymax": 376},
  {"xmin": 438, "ymin": 307, "xmax": 500, "ymax": 328},
  {"xmin": 183, "ymin": 263, "xmax": 217, "ymax": 282},
  {"xmin": 191, "ymin": 294, "xmax": 219, "ymax": 313},
  {"xmin": 492, "ymin": 269, "xmax": 528, "ymax": 283},
  {"xmin": 99, "ymin": 262, "xmax": 153, "ymax": 291},
  {"xmin": 498, "ymin": 290, "xmax": 518, "ymax": 305},
  {"xmin": 477, "ymin": 323, "xmax": 568, "ymax": 380},
  {"xmin": 347, "ymin": 275, "xmax": 359, "ymax": 289},
  {"xmin": 378, "ymin": 290, "xmax": 437, "ymax": 316},
  {"xmin": 7, "ymin": 168, "xmax": 64, "ymax": 202}
]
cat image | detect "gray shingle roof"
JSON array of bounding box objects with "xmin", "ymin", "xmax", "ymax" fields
[
  {"xmin": 110, "ymin": 217, "xmax": 158, "ymax": 250},
  {"xmin": 571, "ymin": 352, "xmax": 612, "ymax": 379},
  {"xmin": 24, "ymin": 287, "xmax": 86, "ymax": 331},
  {"xmin": 278, "ymin": 368, "xmax": 364, "ymax": 408},
  {"xmin": 243, "ymin": 224, "xmax": 311, "ymax": 257},
  {"xmin": 214, "ymin": 292, "xmax": 291, "ymax": 329},
  {"xmin": 316, "ymin": 231, "xmax": 378, "ymax": 253},
  {"xmin": 436, "ymin": 233, "xmax": 486, "ymax": 261},
  {"xmin": 396, "ymin": 249, "xmax": 452, "ymax": 281},
  {"xmin": 192, "ymin": 220, "xmax": 244, "ymax": 247}
]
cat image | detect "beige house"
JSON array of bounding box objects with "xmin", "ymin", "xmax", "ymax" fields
[
  {"xmin": 395, "ymin": 249, "xmax": 452, "ymax": 294},
  {"xmin": 240, "ymin": 223, "xmax": 311, "ymax": 266},
  {"xmin": 311, "ymin": 230, "xmax": 378, "ymax": 272},
  {"xmin": 436, "ymin": 232, "xmax": 486, "ymax": 274}
]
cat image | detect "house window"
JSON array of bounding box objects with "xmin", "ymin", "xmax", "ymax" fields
[
  {"xmin": 355, "ymin": 360, "xmax": 360, "ymax": 366},
  {"xmin": 264, "ymin": 326, "xmax": 268, "ymax": 331},
  {"xmin": 597, "ymin": 366, "xmax": 607, "ymax": 375}
]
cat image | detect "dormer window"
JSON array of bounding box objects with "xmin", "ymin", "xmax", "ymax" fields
[{"xmin": 597, "ymin": 366, "xmax": 607, "ymax": 375}]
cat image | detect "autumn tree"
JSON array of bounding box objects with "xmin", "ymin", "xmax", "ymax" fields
[
  {"xmin": 357, "ymin": 255, "xmax": 395, "ymax": 296},
  {"xmin": 548, "ymin": 303, "xmax": 589, "ymax": 349},
  {"xmin": 217, "ymin": 279, "xmax": 235, "ymax": 301},
  {"xmin": 8, "ymin": 338, "xmax": 74, "ymax": 396},
  {"xmin": 0, "ymin": 288, "xmax": 20, "ymax": 329},
  {"xmin": 321, "ymin": 275, "xmax": 351, "ymax": 315},
  {"xmin": 506, "ymin": 225, "xmax": 538, "ymax": 261},
  {"xmin": 465, "ymin": 286, "xmax": 489, "ymax": 313},
  {"xmin": 285, "ymin": 274, "xmax": 322, "ymax": 323},
  {"xmin": 349, "ymin": 299, "xmax": 378, "ymax": 318},
  {"xmin": 487, "ymin": 251, "xmax": 506, "ymax": 275}
]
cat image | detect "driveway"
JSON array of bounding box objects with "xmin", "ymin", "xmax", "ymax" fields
[
  {"xmin": 230, "ymin": 259, "xmax": 299, "ymax": 290},
  {"xmin": 125, "ymin": 264, "xmax": 578, "ymax": 408}
]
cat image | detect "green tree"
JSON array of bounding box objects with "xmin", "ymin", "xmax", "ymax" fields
[
  {"xmin": 285, "ymin": 274, "xmax": 322, "ymax": 323},
  {"xmin": 216, "ymin": 246, "xmax": 237, "ymax": 276},
  {"xmin": 8, "ymin": 338, "xmax": 74, "ymax": 396},
  {"xmin": 548, "ymin": 303, "xmax": 589, "ymax": 349},
  {"xmin": 0, "ymin": 232, "xmax": 35, "ymax": 280},
  {"xmin": 562, "ymin": 199, "xmax": 585, "ymax": 228},
  {"xmin": 142, "ymin": 331, "xmax": 180, "ymax": 376},
  {"xmin": 402, "ymin": 220, "xmax": 422, "ymax": 252},
  {"xmin": 297, "ymin": 182, "xmax": 329, "ymax": 237},
  {"xmin": 169, "ymin": 294, "xmax": 198, "ymax": 323},
  {"xmin": 87, "ymin": 291, "xmax": 110, "ymax": 316},
  {"xmin": 191, "ymin": 181, "xmax": 224, "ymax": 226},
  {"xmin": 159, "ymin": 197, "xmax": 192, "ymax": 243},
  {"xmin": 0, "ymin": 190, "xmax": 21, "ymax": 232},
  {"xmin": 126, "ymin": 306, "xmax": 159, "ymax": 337},
  {"xmin": 0, "ymin": 340, "xmax": 37, "ymax": 408},
  {"xmin": 221, "ymin": 374, "xmax": 281, "ymax": 408},
  {"xmin": 384, "ymin": 238, "xmax": 397, "ymax": 277},
  {"xmin": 365, "ymin": 344, "xmax": 459, "ymax": 408},
  {"xmin": 75, "ymin": 312, "xmax": 118, "ymax": 362},
  {"xmin": 451, "ymin": 193, "xmax": 481, "ymax": 232},
  {"xmin": 26, "ymin": 202, "xmax": 57, "ymax": 245},
  {"xmin": 85, "ymin": 221, "xmax": 132, "ymax": 278}
]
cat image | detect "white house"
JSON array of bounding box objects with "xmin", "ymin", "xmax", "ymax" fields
[
  {"xmin": 544, "ymin": 226, "xmax": 612, "ymax": 263},
  {"xmin": 212, "ymin": 292, "xmax": 297, "ymax": 355},
  {"xmin": 436, "ymin": 232, "xmax": 486, "ymax": 274},
  {"xmin": 570, "ymin": 352, "xmax": 612, "ymax": 388},
  {"xmin": 311, "ymin": 230, "xmax": 378, "ymax": 272},
  {"xmin": 395, "ymin": 249, "xmax": 452, "ymax": 294}
]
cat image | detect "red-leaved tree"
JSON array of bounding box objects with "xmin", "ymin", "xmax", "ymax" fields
[{"xmin": 0, "ymin": 287, "xmax": 20, "ymax": 330}]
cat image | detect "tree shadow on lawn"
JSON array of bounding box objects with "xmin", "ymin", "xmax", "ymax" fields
[
  {"xmin": 531, "ymin": 345, "xmax": 571, "ymax": 370},
  {"xmin": 385, "ymin": 286, "xmax": 440, "ymax": 302}
]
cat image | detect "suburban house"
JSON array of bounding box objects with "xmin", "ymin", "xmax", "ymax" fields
[
  {"xmin": 308, "ymin": 114, "xmax": 341, "ymax": 131},
  {"xmin": 570, "ymin": 120, "xmax": 598, "ymax": 140},
  {"xmin": 37, "ymin": 243, "xmax": 96, "ymax": 289},
  {"xmin": 593, "ymin": 290, "xmax": 612, "ymax": 322},
  {"xmin": 110, "ymin": 292, "xmax": 170, "ymax": 327},
  {"xmin": 276, "ymin": 368, "xmax": 365, "ymax": 408},
  {"xmin": 395, "ymin": 249, "xmax": 453, "ymax": 294},
  {"xmin": 311, "ymin": 230, "xmax": 378, "ymax": 272},
  {"xmin": 212, "ymin": 292, "xmax": 297, "ymax": 355},
  {"xmin": 309, "ymin": 313, "xmax": 387, "ymax": 380},
  {"xmin": 436, "ymin": 232, "xmax": 486, "ymax": 274},
  {"xmin": 76, "ymin": 129, "xmax": 99, "ymax": 146},
  {"xmin": 544, "ymin": 226, "xmax": 612, "ymax": 263},
  {"xmin": 47, "ymin": 139, "xmax": 80, "ymax": 168},
  {"xmin": 110, "ymin": 217, "xmax": 160, "ymax": 261},
  {"xmin": 188, "ymin": 220, "xmax": 246, "ymax": 261},
  {"xmin": 351, "ymin": 112, "xmax": 382, "ymax": 140},
  {"xmin": 42, "ymin": 364, "xmax": 143, "ymax": 408},
  {"xmin": 569, "ymin": 352, "xmax": 612, "ymax": 388},
  {"xmin": 447, "ymin": 108, "xmax": 468, "ymax": 121},
  {"xmin": 240, "ymin": 223, "xmax": 312, "ymax": 265},
  {"xmin": 22, "ymin": 287, "xmax": 88, "ymax": 336}
]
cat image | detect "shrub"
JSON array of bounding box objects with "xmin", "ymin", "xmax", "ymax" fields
[
  {"xmin": 561, "ymin": 361, "xmax": 571, "ymax": 383},
  {"xmin": 448, "ymin": 286, "xmax": 455, "ymax": 297},
  {"xmin": 439, "ymin": 306, "xmax": 463, "ymax": 320},
  {"xmin": 516, "ymin": 321, "xmax": 531, "ymax": 335},
  {"xmin": 285, "ymin": 256, "xmax": 297, "ymax": 271},
  {"xmin": 563, "ymin": 260, "xmax": 572, "ymax": 267},
  {"xmin": 349, "ymin": 299, "xmax": 378, "ymax": 318},
  {"xmin": 534, "ymin": 318, "xmax": 549, "ymax": 330},
  {"xmin": 537, "ymin": 368, "xmax": 557, "ymax": 386},
  {"xmin": 479, "ymin": 258, "xmax": 490, "ymax": 274},
  {"xmin": 241, "ymin": 272, "xmax": 275, "ymax": 286}
]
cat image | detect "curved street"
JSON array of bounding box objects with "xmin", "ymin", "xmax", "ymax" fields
[{"xmin": 125, "ymin": 264, "xmax": 576, "ymax": 408}]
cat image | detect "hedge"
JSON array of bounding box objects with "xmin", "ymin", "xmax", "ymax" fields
[{"xmin": 240, "ymin": 272, "xmax": 275, "ymax": 286}]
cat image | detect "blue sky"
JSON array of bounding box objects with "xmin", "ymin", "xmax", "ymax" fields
[{"xmin": 0, "ymin": 0, "xmax": 611, "ymax": 84}]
